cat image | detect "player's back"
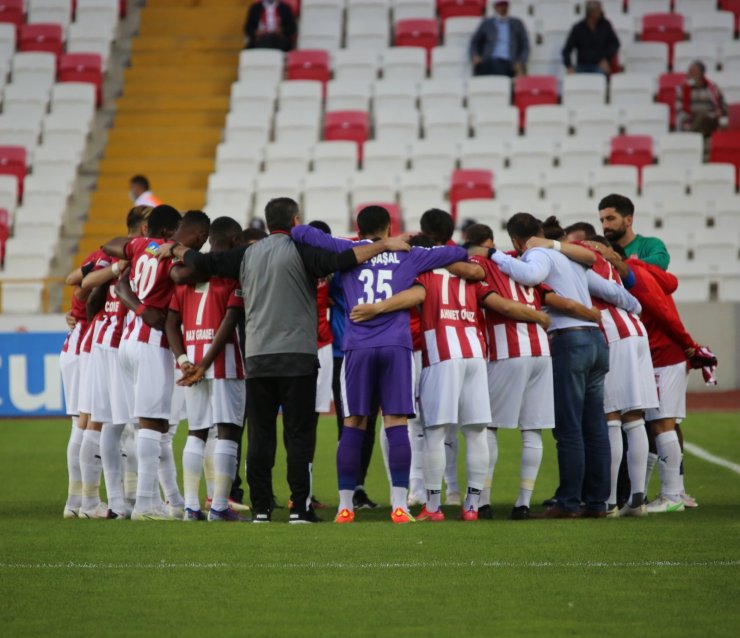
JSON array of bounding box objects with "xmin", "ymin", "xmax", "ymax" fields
[{"xmin": 125, "ymin": 237, "xmax": 175, "ymax": 312}]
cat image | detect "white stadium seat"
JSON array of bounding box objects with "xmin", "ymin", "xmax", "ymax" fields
[
  {"xmin": 313, "ymin": 141, "xmax": 358, "ymax": 174},
  {"xmin": 410, "ymin": 139, "xmax": 458, "ymax": 176},
  {"xmin": 686, "ymin": 11, "xmax": 735, "ymax": 44},
  {"xmin": 641, "ymin": 165, "xmax": 688, "ymax": 201},
  {"xmin": 238, "ymin": 49, "xmax": 284, "ymax": 86},
  {"xmin": 214, "ymin": 142, "xmax": 263, "ymax": 176},
  {"xmin": 326, "ymin": 80, "xmax": 371, "ymax": 112},
  {"xmin": 525, "ymin": 104, "xmax": 569, "ymax": 140},
  {"xmin": 375, "ymin": 108, "xmax": 420, "ymax": 142},
  {"xmin": 689, "ymin": 164, "xmax": 737, "ymax": 200},
  {"xmin": 362, "ymin": 139, "xmax": 409, "ymax": 173},
  {"xmin": 621, "ymin": 42, "xmax": 669, "ymax": 75},
  {"xmin": 350, "ymin": 170, "xmax": 399, "ymax": 209},
  {"xmin": 558, "ymin": 136, "xmax": 607, "ymax": 171},
  {"xmin": 302, "ymin": 172, "xmax": 351, "ymax": 230},
  {"xmin": 459, "ymin": 138, "xmax": 506, "ymax": 174},
  {"xmin": 392, "ymin": 0, "xmax": 435, "ymax": 21},
  {"xmin": 431, "ymin": 46, "xmax": 468, "ymax": 79},
  {"xmin": 333, "ymin": 49, "xmax": 380, "ymax": 82},
  {"xmin": 655, "ymin": 132, "xmax": 703, "ymax": 169},
  {"xmin": 544, "ymin": 168, "xmax": 591, "ymax": 202},
  {"xmin": 622, "ymin": 103, "xmax": 670, "ymax": 138},
  {"xmin": 591, "ymin": 165, "xmax": 639, "ymax": 199},
  {"xmin": 610, "ymin": 73, "xmax": 655, "ymax": 106},
  {"xmin": 466, "ymin": 76, "xmax": 511, "ymax": 115},
  {"xmin": 470, "ymin": 105, "xmax": 519, "ymax": 140},
  {"xmin": 422, "ymin": 106, "xmax": 468, "ymax": 144},
  {"xmin": 419, "ymin": 78, "xmax": 466, "ymax": 112},
  {"xmin": 561, "ymin": 73, "xmax": 608, "ymax": 106},
  {"xmin": 673, "ymin": 41, "xmax": 720, "ymax": 74},
  {"xmin": 263, "ymin": 141, "xmax": 313, "ymax": 174},
  {"xmin": 373, "ymin": 78, "xmax": 418, "ymax": 114},
  {"xmin": 508, "ymin": 138, "xmax": 556, "ymax": 173},
  {"xmin": 381, "ymin": 47, "xmax": 426, "ymax": 82},
  {"xmin": 571, "ymin": 105, "xmax": 620, "ymax": 143}
]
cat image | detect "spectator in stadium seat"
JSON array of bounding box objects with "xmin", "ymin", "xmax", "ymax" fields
[
  {"xmin": 562, "ymin": 1, "xmax": 620, "ymax": 75},
  {"xmin": 129, "ymin": 175, "xmax": 161, "ymax": 207},
  {"xmin": 469, "ymin": 1, "xmax": 530, "ymax": 78},
  {"xmin": 244, "ymin": 0, "xmax": 296, "ymax": 51},
  {"xmin": 676, "ymin": 60, "xmax": 728, "ymax": 138}
]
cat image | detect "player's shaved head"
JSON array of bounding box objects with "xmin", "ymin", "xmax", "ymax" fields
[
  {"xmin": 542, "ymin": 216, "xmax": 566, "ymax": 241},
  {"xmin": 420, "ymin": 208, "xmax": 454, "ymax": 246},
  {"xmin": 464, "ymin": 223, "xmax": 494, "ymax": 247},
  {"xmin": 126, "ymin": 205, "xmax": 152, "ymax": 235},
  {"xmin": 176, "ymin": 210, "xmax": 210, "ymax": 250},
  {"xmin": 209, "ymin": 216, "xmax": 242, "ymax": 251},
  {"xmin": 309, "ymin": 220, "xmax": 332, "ymax": 235},
  {"xmin": 147, "ymin": 204, "xmax": 181, "ymax": 239},
  {"xmin": 357, "ymin": 206, "xmax": 390, "ymax": 239},
  {"xmin": 265, "ymin": 197, "xmax": 300, "ymax": 232}
]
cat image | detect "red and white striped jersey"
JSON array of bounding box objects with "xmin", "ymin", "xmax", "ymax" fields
[
  {"xmin": 93, "ymin": 261, "xmax": 128, "ymax": 350},
  {"xmin": 417, "ymin": 269, "xmax": 489, "ymax": 367},
  {"xmin": 80, "ymin": 320, "xmax": 96, "ymax": 354},
  {"xmin": 470, "ymin": 255, "xmax": 550, "ymax": 361},
  {"xmin": 122, "ymin": 237, "xmax": 176, "ymax": 349},
  {"xmin": 317, "ymin": 278, "xmax": 333, "ymax": 349},
  {"xmin": 169, "ymin": 277, "xmax": 245, "ymax": 380},
  {"xmin": 61, "ymin": 321, "xmax": 86, "ymax": 355},
  {"xmin": 591, "ymin": 254, "xmax": 646, "ymax": 344},
  {"xmin": 409, "ymin": 306, "xmax": 422, "ymax": 352}
]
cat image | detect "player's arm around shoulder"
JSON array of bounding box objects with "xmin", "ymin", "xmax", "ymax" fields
[
  {"xmin": 101, "ymin": 236, "xmax": 131, "ymax": 260},
  {"xmin": 350, "ymin": 283, "xmax": 427, "ymax": 323}
]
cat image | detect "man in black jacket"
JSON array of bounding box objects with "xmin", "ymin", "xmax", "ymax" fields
[
  {"xmin": 562, "ymin": 1, "xmax": 620, "ymax": 75},
  {"xmin": 244, "ymin": 0, "xmax": 297, "ymax": 51}
]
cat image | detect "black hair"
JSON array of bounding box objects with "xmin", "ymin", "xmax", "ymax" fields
[
  {"xmin": 506, "ymin": 212, "xmax": 542, "ymax": 242},
  {"xmin": 598, "ymin": 193, "xmax": 635, "ymax": 217},
  {"xmin": 588, "ymin": 235, "xmax": 610, "ymax": 247},
  {"xmin": 409, "ymin": 234, "xmax": 434, "ymax": 248},
  {"xmin": 420, "ymin": 208, "xmax": 454, "ymax": 245},
  {"xmin": 209, "ymin": 216, "xmax": 242, "ymax": 247},
  {"xmin": 542, "ymin": 216, "xmax": 566, "ymax": 241},
  {"xmin": 242, "ymin": 228, "xmax": 267, "ymax": 244},
  {"xmin": 309, "ymin": 220, "xmax": 332, "ymax": 235},
  {"xmin": 147, "ymin": 205, "xmax": 181, "ymax": 237},
  {"xmin": 126, "ymin": 205, "xmax": 152, "ymax": 233},
  {"xmin": 610, "ymin": 241, "xmax": 627, "ymax": 259},
  {"xmin": 357, "ymin": 205, "xmax": 390, "ymax": 237},
  {"xmin": 564, "ymin": 221, "xmax": 597, "ymax": 238},
  {"xmin": 130, "ymin": 174, "xmax": 150, "ymax": 191},
  {"xmin": 180, "ymin": 210, "xmax": 211, "ymax": 234},
  {"xmin": 464, "ymin": 223, "xmax": 494, "ymax": 247},
  {"xmin": 692, "ymin": 59, "xmax": 706, "ymax": 74},
  {"xmin": 265, "ymin": 198, "xmax": 299, "ymax": 232}
]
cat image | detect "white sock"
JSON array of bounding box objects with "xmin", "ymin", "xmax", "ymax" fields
[
  {"xmin": 158, "ymin": 429, "xmax": 184, "ymax": 508},
  {"xmin": 656, "ymin": 431, "xmax": 682, "ymax": 501},
  {"xmin": 204, "ymin": 428, "xmax": 217, "ymax": 500},
  {"xmin": 65, "ymin": 420, "xmax": 84, "ymax": 511},
  {"xmin": 135, "ymin": 429, "xmax": 162, "ymax": 513},
  {"xmin": 80, "ymin": 429, "xmax": 102, "ymax": 512},
  {"xmin": 100, "ymin": 423, "xmax": 126, "ymax": 513},
  {"xmin": 182, "ymin": 435, "xmax": 205, "ymax": 511},
  {"xmin": 480, "ymin": 428, "xmax": 498, "ymax": 506},
  {"xmin": 645, "ymin": 452, "xmax": 658, "ymax": 494},
  {"xmin": 213, "ymin": 439, "xmax": 238, "ymax": 512},
  {"xmin": 408, "ymin": 417, "xmax": 425, "ymax": 496},
  {"xmin": 462, "ymin": 425, "xmax": 487, "ymax": 512},
  {"xmin": 624, "ymin": 419, "xmax": 648, "ymax": 505},
  {"xmin": 517, "ymin": 429, "xmax": 543, "ymax": 508},
  {"xmin": 391, "ymin": 486, "xmax": 408, "ymax": 511},
  {"xmin": 443, "ymin": 426, "xmax": 459, "ymax": 494},
  {"xmin": 339, "ymin": 489, "xmax": 354, "ymax": 512},
  {"xmin": 607, "ymin": 420, "xmax": 623, "ymax": 505},
  {"xmin": 423, "ymin": 425, "xmax": 446, "ymax": 512},
  {"xmin": 122, "ymin": 424, "xmax": 138, "ymax": 504}
]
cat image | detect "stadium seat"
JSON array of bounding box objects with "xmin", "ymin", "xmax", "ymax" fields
[
  {"xmin": 711, "ymin": 195, "xmax": 740, "ymax": 234},
  {"xmin": 719, "ymin": 0, "xmax": 740, "ymax": 35},
  {"xmin": 324, "ymin": 110, "xmax": 370, "ymax": 162},
  {"xmin": 513, "ymin": 75, "xmax": 558, "ymax": 129},
  {"xmin": 274, "ymin": 109, "xmax": 321, "ymax": 144},
  {"xmin": 214, "ymin": 142, "xmax": 263, "ymax": 176},
  {"xmin": 66, "ymin": 24, "xmax": 113, "ymax": 71},
  {"xmin": 651, "ymin": 197, "xmax": 708, "ymax": 234},
  {"xmin": 444, "ymin": 16, "xmax": 480, "ymax": 50},
  {"xmin": 641, "ymin": 165, "xmax": 688, "ymax": 201},
  {"xmin": 621, "ymin": 42, "xmax": 669, "ymax": 75},
  {"xmin": 333, "ymin": 49, "xmax": 380, "ymax": 82},
  {"xmin": 728, "ymin": 103, "xmax": 740, "ymax": 130},
  {"xmin": 0, "ymin": 146, "xmax": 27, "ymax": 199},
  {"xmin": 12, "ymin": 52, "xmax": 57, "ymax": 90},
  {"xmin": 609, "ymin": 12, "xmax": 637, "ymax": 52},
  {"xmin": 709, "ymin": 130, "xmax": 740, "ymax": 186},
  {"xmin": 591, "ymin": 165, "xmax": 639, "ymax": 199},
  {"xmin": 655, "ymin": 131, "xmax": 702, "ymax": 168},
  {"xmin": 623, "ymin": 103, "xmax": 670, "ymax": 139},
  {"xmin": 373, "ymin": 78, "xmax": 418, "ymax": 113},
  {"xmin": 640, "ymin": 13, "xmax": 685, "ymax": 68},
  {"xmin": 431, "ymin": 45, "xmax": 468, "ymax": 78},
  {"xmin": 411, "ymin": 139, "xmax": 458, "ymax": 175},
  {"xmin": 674, "ymin": 0, "xmax": 719, "ymax": 19},
  {"xmin": 277, "ymin": 80, "xmax": 323, "ymax": 113},
  {"xmin": 436, "ymin": 0, "xmax": 484, "ymax": 21},
  {"xmin": 608, "ymin": 135, "xmax": 653, "ymax": 187},
  {"xmin": 692, "ymin": 229, "xmax": 740, "ymax": 276},
  {"xmin": 350, "ymin": 170, "xmax": 399, "ymax": 209},
  {"xmin": 470, "ymin": 105, "xmax": 519, "ymax": 139},
  {"xmin": 561, "ymin": 73, "xmax": 607, "ymax": 107},
  {"xmin": 393, "ymin": 0, "xmax": 436, "ymax": 21},
  {"xmin": 225, "ymin": 111, "xmax": 272, "ymax": 148},
  {"xmin": 627, "ymin": 0, "xmax": 671, "ymax": 20},
  {"xmin": 419, "ymin": 78, "xmax": 465, "ymax": 112},
  {"xmin": 527, "ymin": 41, "xmax": 562, "ymax": 77},
  {"xmin": 347, "ymin": 17, "xmax": 390, "ymax": 50},
  {"xmin": 326, "ymin": 79, "xmax": 371, "ymax": 112},
  {"xmin": 0, "ymin": 206, "xmax": 8, "ymax": 266},
  {"xmin": 76, "ymin": 0, "xmax": 119, "ymax": 28},
  {"xmin": 254, "ymin": 171, "xmax": 302, "ymax": 218},
  {"xmin": 0, "ymin": 0, "xmax": 24, "ymax": 32},
  {"xmin": 466, "ymin": 75, "xmax": 511, "ymax": 115},
  {"xmin": 673, "ymin": 42, "xmax": 718, "ymax": 77},
  {"xmin": 302, "ymin": 172, "xmax": 351, "ymax": 231},
  {"xmin": 28, "ymin": 0, "xmax": 72, "ymax": 33},
  {"xmin": 455, "ymin": 198, "xmax": 503, "ymax": 228},
  {"xmin": 238, "ymin": 49, "xmax": 284, "ymax": 86},
  {"xmin": 718, "ymin": 274, "xmax": 740, "ymax": 302},
  {"xmin": 206, "ymin": 172, "xmax": 254, "ymax": 222},
  {"xmin": 714, "ymin": 70, "xmax": 740, "ymax": 103},
  {"xmin": 354, "ymin": 201, "xmax": 402, "ymax": 234},
  {"xmin": 58, "ymin": 53, "xmax": 103, "ymax": 106},
  {"xmin": 525, "ymin": 104, "xmax": 569, "ymax": 140},
  {"xmin": 394, "ymin": 19, "xmax": 439, "ymax": 64},
  {"xmin": 362, "ymin": 139, "xmax": 409, "ymax": 173},
  {"xmin": 687, "ymin": 11, "xmax": 735, "ymax": 43},
  {"xmin": 558, "ymin": 136, "xmax": 607, "ymax": 171},
  {"xmin": 609, "ymin": 73, "xmax": 654, "ymax": 106},
  {"xmin": 459, "ymin": 138, "xmax": 505, "ymax": 173},
  {"xmin": 299, "ymin": 4, "xmax": 342, "ymax": 51},
  {"xmin": 543, "ymin": 168, "xmax": 590, "ymax": 202},
  {"xmin": 689, "ymin": 163, "xmax": 737, "ymax": 199},
  {"xmin": 495, "ymin": 171, "xmax": 542, "ymax": 204},
  {"xmin": 285, "ymin": 49, "xmax": 331, "ymax": 86},
  {"xmin": 399, "ymin": 170, "xmax": 446, "ymax": 228},
  {"xmin": 41, "ymin": 112, "xmax": 88, "ymax": 155},
  {"xmin": 375, "ymin": 108, "xmax": 420, "ymax": 142},
  {"xmin": 721, "ymin": 41, "xmax": 740, "ymax": 73},
  {"xmin": 313, "ymin": 140, "xmax": 358, "ymax": 174},
  {"xmin": 0, "ymin": 173, "xmax": 17, "ymax": 212},
  {"xmin": 422, "ymin": 106, "xmax": 468, "ymax": 143},
  {"xmin": 381, "ymin": 46, "xmax": 426, "ymax": 81},
  {"xmin": 449, "ymin": 168, "xmax": 492, "ymax": 218},
  {"xmin": 571, "ymin": 104, "xmax": 620, "ymax": 143},
  {"xmin": 508, "ymin": 137, "xmax": 557, "ymax": 173},
  {"xmin": 656, "ymin": 72, "xmax": 686, "ymax": 128},
  {"xmin": 347, "ymin": 0, "xmax": 390, "ymax": 23},
  {"xmin": 263, "ymin": 141, "xmax": 312, "ymax": 174},
  {"xmin": 230, "ymin": 82, "xmax": 276, "ymax": 116},
  {"xmin": 2, "ymin": 83, "xmax": 50, "ymax": 119},
  {"xmin": 19, "ymin": 23, "xmax": 64, "ymax": 57}
]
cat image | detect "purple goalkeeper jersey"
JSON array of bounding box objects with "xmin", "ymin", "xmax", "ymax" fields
[{"xmin": 291, "ymin": 225, "xmax": 468, "ymax": 351}]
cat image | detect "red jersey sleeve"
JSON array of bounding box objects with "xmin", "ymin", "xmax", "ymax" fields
[
  {"xmin": 227, "ymin": 285, "xmax": 243, "ymax": 310},
  {"xmin": 169, "ymin": 286, "xmax": 183, "ymax": 313}
]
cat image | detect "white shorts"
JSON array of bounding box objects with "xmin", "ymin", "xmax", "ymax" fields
[
  {"xmin": 184, "ymin": 378, "xmax": 246, "ymax": 430},
  {"xmin": 603, "ymin": 336, "xmax": 659, "ymax": 415},
  {"xmin": 59, "ymin": 350, "xmax": 80, "ymax": 416},
  {"xmin": 645, "ymin": 362, "xmax": 689, "ymax": 422},
  {"xmin": 488, "ymin": 357, "xmax": 555, "ymax": 430},
  {"xmin": 90, "ymin": 346, "xmax": 129, "ymax": 425},
  {"xmin": 315, "ymin": 343, "xmax": 334, "ymax": 413},
  {"xmin": 170, "ymin": 383, "xmax": 187, "ymax": 426},
  {"xmin": 118, "ymin": 339, "xmax": 174, "ymax": 421},
  {"xmin": 419, "ymin": 358, "xmax": 491, "ymax": 428},
  {"xmin": 77, "ymin": 351, "xmax": 93, "ymax": 415}
]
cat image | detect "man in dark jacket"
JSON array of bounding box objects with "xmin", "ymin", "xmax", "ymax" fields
[
  {"xmin": 562, "ymin": 0, "xmax": 620, "ymax": 75},
  {"xmin": 244, "ymin": 0, "xmax": 297, "ymax": 51},
  {"xmin": 469, "ymin": 1, "xmax": 530, "ymax": 77}
]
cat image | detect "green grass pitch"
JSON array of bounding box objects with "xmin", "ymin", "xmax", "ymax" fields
[{"xmin": 1, "ymin": 413, "xmax": 738, "ymax": 637}]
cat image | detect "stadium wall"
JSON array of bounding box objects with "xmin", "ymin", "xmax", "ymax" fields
[{"xmin": 0, "ymin": 305, "xmax": 737, "ymax": 418}]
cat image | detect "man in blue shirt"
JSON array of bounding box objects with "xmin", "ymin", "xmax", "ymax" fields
[{"xmin": 469, "ymin": 1, "xmax": 530, "ymax": 77}]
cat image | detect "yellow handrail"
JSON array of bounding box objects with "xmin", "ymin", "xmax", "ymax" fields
[{"xmin": 0, "ymin": 278, "xmax": 66, "ymax": 314}]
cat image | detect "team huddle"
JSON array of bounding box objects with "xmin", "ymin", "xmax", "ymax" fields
[{"xmin": 59, "ymin": 194, "xmax": 717, "ymax": 524}]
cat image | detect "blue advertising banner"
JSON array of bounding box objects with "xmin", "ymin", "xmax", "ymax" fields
[{"xmin": 0, "ymin": 332, "xmax": 67, "ymax": 417}]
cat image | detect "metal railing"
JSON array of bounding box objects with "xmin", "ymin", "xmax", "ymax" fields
[{"xmin": 0, "ymin": 278, "xmax": 66, "ymax": 314}]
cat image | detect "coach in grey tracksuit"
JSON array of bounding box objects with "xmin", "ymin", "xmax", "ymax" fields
[
  {"xmin": 169, "ymin": 198, "xmax": 400, "ymax": 521},
  {"xmin": 469, "ymin": 0, "xmax": 530, "ymax": 77}
]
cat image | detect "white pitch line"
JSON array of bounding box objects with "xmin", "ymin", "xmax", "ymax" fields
[
  {"xmin": 0, "ymin": 560, "xmax": 738, "ymax": 570},
  {"xmin": 684, "ymin": 442, "xmax": 740, "ymax": 475}
]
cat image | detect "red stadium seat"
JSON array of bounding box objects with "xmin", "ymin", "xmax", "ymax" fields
[
  {"xmin": 58, "ymin": 53, "xmax": 103, "ymax": 106},
  {"xmin": 355, "ymin": 202, "xmax": 402, "ymax": 235},
  {"xmin": 513, "ymin": 75, "xmax": 558, "ymax": 129},
  {"xmin": 657, "ymin": 72, "xmax": 686, "ymax": 128},
  {"xmin": 0, "ymin": 146, "xmax": 27, "ymax": 201},
  {"xmin": 640, "ymin": 14, "xmax": 685, "ymax": 69},
  {"xmin": 286, "ymin": 49, "xmax": 330, "ymax": 86},
  {"xmin": 282, "ymin": 0, "xmax": 300, "ymax": 17},
  {"xmin": 437, "ymin": 0, "xmax": 485, "ymax": 21},
  {"xmin": 709, "ymin": 130, "xmax": 740, "ymax": 186},
  {"xmin": 449, "ymin": 169, "xmax": 493, "ymax": 219},
  {"xmin": 395, "ymin": 19, "xmax": 439, "ymax": 66},
  {"xmin": 727, "ymin": 103, "xmax": 740, "ymax": 130},
  {"xmin": 719, "ymin": 0, "xmax": 740, "ymax": 35},
  {"xmin": 0, "ymin": 0, "xmax": 23, "ymax": 32},
  {"xmin": 19, "ymin": 23, "xmax": 64, "ymax": 58},
  {"xmin": 324, "ymin": 110, "xmax": 369, "ymax": 163},
  {"xmin": 609, "ymin": 135, "xmax": 654, "ymax": 188},
  {"xmin": 0, "ymin": 207, "xmax": 8, "ymax": 267}
]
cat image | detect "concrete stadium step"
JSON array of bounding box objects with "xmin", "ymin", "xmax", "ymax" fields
[
  {"xmin": 131, "ymin": 36, "xmax": 243, "ymax": 53},
  {"xmin": 139, "ymin": 9, "xmax": 245, "ymax": 37},
  {"xmin": 122, "ymin": 80, "xmax": 232, "ymax": 97},
  {"xmin": 95, "ymin": 173, "xmax": 209, "ymax": 191},
  {"xmin": 113, "ymin": 112, "xmax": 228, "ymax": 127},
  {"xmin": 90, "ymin": 188, "xmax": 205, "ymax": 211},
  {"xmin": 97, "ymin": 157, "xmax": 214, "ymax": 175},
  {"xmin": 116, "ymin": 94, "xmax": 230, "ymax": 112},
  {"xmin": 123, "ymin": 66, "xmax": 237, "ymax": 83},
  {"xmin": 130, "ymin": 51, "xmax": 239, "ymax": 68}
]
